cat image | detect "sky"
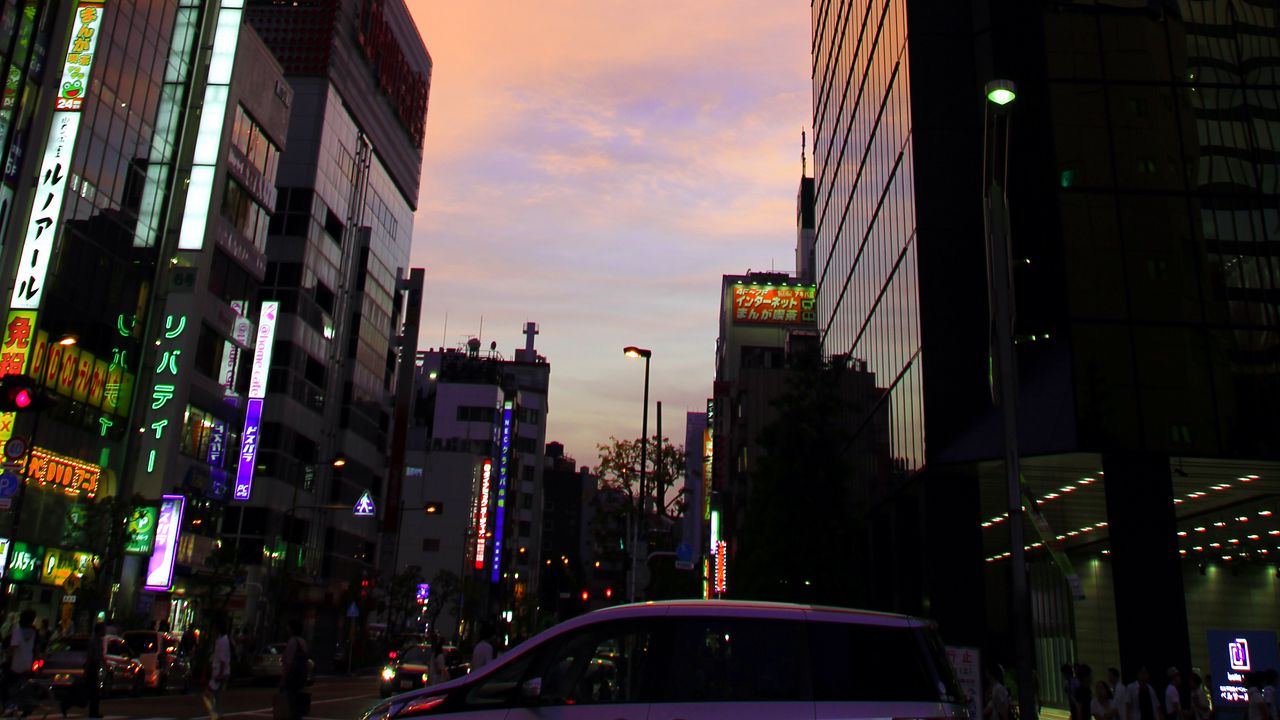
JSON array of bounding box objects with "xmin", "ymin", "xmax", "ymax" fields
[{"xmin": 404, "ymin": 2, "xmax": 811, "ymax": 466}]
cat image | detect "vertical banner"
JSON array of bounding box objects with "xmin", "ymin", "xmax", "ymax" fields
[
  {"xmin": 143, "ymin": 494, "xmax": 184, "ymax": 591},
  {"xmin": 473, "ymin": 458, "xmax": 492, "ymax": 570},
  {"xmin": 0, "ymin": 311, "xmax": 36, "ymax": 443},
  {"xmin": 490, "ymin": 401, "xmax": 513, "ymax": 583},
  {"xmin": 231, "ymin": 300, "xmax": 278, "ymax": 501}
]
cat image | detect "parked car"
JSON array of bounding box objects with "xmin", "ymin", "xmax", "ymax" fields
[
  {"xmin": 361, "ymin": 600, "xmax": 965, "ymax": 719},
  {"xmin": 121, "ymin": 630, "xmax": 191, "ymax": 693},
  {"xmin": 251, "ymin": 643, "xmax": 315, "ymax": 684},
  {"xmin": 38, "ymin": 635, "xmax": 146, "ymax": 698},
  {"xmin": 380, "ymin": 645, "xmax": 432, "ymax": 697}
]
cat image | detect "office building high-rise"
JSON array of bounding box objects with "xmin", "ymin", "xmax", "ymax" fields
[{"xmin": 812, "ymin": 0, "xmax": 1280, "ymax": 691}]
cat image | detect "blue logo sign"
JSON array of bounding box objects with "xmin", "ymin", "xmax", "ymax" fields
[
  {"xmin": 0, "ymin": 472, "xmax": 19, "ymax": 499},
  {"xmin": 353, "ymin": 491, "xmax": 376, "ymax": 517},
  {"xmin": 1207, "ymin": 629, "xmax": 1278, "ymax": 706}
]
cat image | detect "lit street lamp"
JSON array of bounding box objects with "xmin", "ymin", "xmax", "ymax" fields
[
  {"xmin": 983, "ymin": 77, "xmax": 1034, "ymax": 720},
  {"xmin": 622, "ymin": 346, "xmax": 651, "ymax": 602}
]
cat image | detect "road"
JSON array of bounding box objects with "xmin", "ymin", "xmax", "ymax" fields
[{"xmin": 42, "ymin": 674, "xmax": 381, "ymax": 720}]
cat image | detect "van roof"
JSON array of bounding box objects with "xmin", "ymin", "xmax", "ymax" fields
[{"xmin": 571, "ymin": 599, "xmax": 927, "ymax": 626}]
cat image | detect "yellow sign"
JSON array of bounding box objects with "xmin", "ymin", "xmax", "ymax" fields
[
  {"xmin": 40, "ymin": 547, "xmax": 94, "ymax": 586},
  {"xmin": 26, "ymin": 446, "xmax": 100, "ymax": 498}
]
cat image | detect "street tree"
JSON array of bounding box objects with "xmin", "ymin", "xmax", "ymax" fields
[{"xmin": 593, "ymin": 435, "xmax": 685, "ymax": 517}]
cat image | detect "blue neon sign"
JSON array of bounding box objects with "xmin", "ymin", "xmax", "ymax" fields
[{"xmin": 490, "ymin": 400, "xmax": 513, "ymax": 583}]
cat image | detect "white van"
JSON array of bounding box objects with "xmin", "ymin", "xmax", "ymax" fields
[{"xmin": 361, "ymin": 600, "xmax": 967, "ymax": 720}]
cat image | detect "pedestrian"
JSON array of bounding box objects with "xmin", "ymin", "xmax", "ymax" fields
[
  {"xmin": 985, "ymin": 665, "xmax": 1011, "ymax": 720},
  {"xmin": 202, "ymin": 619, "xmax": 232, "ymax": 720},
  {"xmin": 1188, "ymin": 673, "xmax": 1210, "ymax": 720},
  {"xmin": 64, "ymin": 622, "xmax": 106, "ymax": 720},
  {"xmin": 1094, "ymin": 680, "xmax": 1119, "ymax": 720},
  {"xmin": 1263, "ymin": 670, "xmax": 1277, "ymax": 720},
  {"xmin": 470, "ymin": 625, "xmax": 494, "ymax": 672},
  {"xmin": 1111, "ymin": 668, "xmax": 1130, "ymax": 720},
  {"xmin": 428, "ymin": 638, "xmax": 448, "ymax": 685},
  {"xmin": 1248, "ymin": 674, "xmax": 1269, "ymax": 720},
  {"xmin": 1131, "ymin": 667, "xmax": 1162, "ymax": 720},
  {"xmin": 280, "ymin": 619, "xmax": 309, "ymax": 720},
  {"xmin": 1167, "ymin": 668, "xmax": 1185, "ymax": 720},
  {"xmin": 7, "ymin": 610, "xmax": 36, "ymax": 702},
  {"xmin": 1077, "ymin": 665, "xmax": 1096, "ymax": 720},
  {"xmin": 1065, "ymin": 664, "xmax": 1080, "ymax": 720}
]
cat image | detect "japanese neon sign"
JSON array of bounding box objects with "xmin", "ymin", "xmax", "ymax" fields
[
  {"xmin": 40, "ymin": 547, "xmax": 94, "ymax": 586},
  {"xmin": 6, "ymin": 541, "xmax": 41, "ymax": 582},
  {"xmin": 139, "ymin": 312, "xmax": 190, "ymax": 476},
  {"xmin": 714, "ymin": 540, "xmax": 727, "ymax": 595},
  {"xmin": 473, "ymin": 458, "xmax": 492, "ymax": 570},
  {"xmin": 730, "ymin": 283, "xmax": 816, "ymax": 326},
  {"xmin": 10, "ymin": 2, "xmax": 104, "ymax": 311},
  {"xmin": 143, "ymin": 494, "xmax": 184, "ymax": 591},
  {"xmin": 26, "ymin": 446, "xmax": 100, "ymax": 498},
  {"xmin": 232, "ymin": 300, "xmax": 278, "ymax": 502},
  {"xmin": 704, "ymin": 398, "xmax": 713, "ymax": 521},
  {"xmin": 491, "ymin": 401, "xmax": 513, "ymax": 583}
]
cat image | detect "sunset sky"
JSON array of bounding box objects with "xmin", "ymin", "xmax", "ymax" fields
[{"xmin": 404, "ymin": 3, "xmax": 811, "ymax": 465}]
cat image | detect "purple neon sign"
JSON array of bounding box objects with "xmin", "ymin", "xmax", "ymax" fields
[
  {"xmin": 143, "ymin": 494, "xmax": 185, "ymax": 591},
  {"xmin": 233, "ymin": 398, "xmax": 263, "ymax": 501},
  {"xmin": 490, "ymin": 401, "xmax": 513, "ymax": 583}
]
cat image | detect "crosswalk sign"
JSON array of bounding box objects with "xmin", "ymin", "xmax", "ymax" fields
[{"xmin": 353, "ymin": 491, "xmax": 376, "ymax": 517}]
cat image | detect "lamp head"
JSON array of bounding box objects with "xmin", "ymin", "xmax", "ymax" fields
[
  {"xmin": 622, "ymin": 346, "xmax": 651, "ymax": 359},
  {"xmin": 985, "ymin": 79, "xmax": 1017, "ymax": 106},
  {"xmin": 58, "ymin": 335, "xmax": 78, "ymax": 347}
]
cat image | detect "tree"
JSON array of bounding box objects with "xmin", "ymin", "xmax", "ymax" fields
[
  {"xmin": 425, "ymin": 569, "xmax": 460, "ymax": 636},
  {"xmin": 66, "ymin": 493, "xmax": 144, "ymax": 627},
  {"xmin": 381, "ymin": 565, "xmax": 425, "ymax": 636},
  {"xmin": 734, "ymin": 352, "xmax": 868, "ymax": 607},
  {"xmin": 594, "ymin": 435, "xmax": 686, "ymax": 518}
]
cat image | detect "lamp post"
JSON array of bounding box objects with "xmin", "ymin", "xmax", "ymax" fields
[
  {"xmin": 983, "ymin": 78, "xmax": 1034, "ymax": 720},
  {"xmin": 622, "ymin": 346, "xmax": 651, "ymax": 602}
]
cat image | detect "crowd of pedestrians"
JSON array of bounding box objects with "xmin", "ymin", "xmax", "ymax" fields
[{"xmin": 1057, "ymin": 663, "xmax": 1278, "ymax": 720}]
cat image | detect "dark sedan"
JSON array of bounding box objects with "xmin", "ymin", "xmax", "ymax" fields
[
  {"xmin": 379, "ymin": 645, "xmax": 432, "ymax": 697},
  {"xmin": 37, "ymin": 635, "xmax": 146, "ymax": 698}
]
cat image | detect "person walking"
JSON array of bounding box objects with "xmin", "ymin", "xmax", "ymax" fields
[
  {"xmin": 280, "ymin": 619, "xmax": 309, "ymax": 720},
  {"xmin": 1094, "ymin": 681, "xmax": 1120, "ymax": 720},
  {"xmin": 1167, "ymin": 668, "xmax": 1185, "ymax": 720},
  {"xmin": 203, "ymin": 619, "xmax": 232, "ymax": 720},
  {"xmin": 470, "ymin": 625, "xmax": 494, "ymax": 672},
  {"xmin": 1077, "ymin": 665, "xmax": 1097, "ymax": 720},
  {"xmin": 1064, "ymin": 664, "xmax": 1081, "ymax": 720},
  {"xmin": 428, "ymin": 638, "xmax": 448, "ymax": 686},
  {"xmin": 985, "ymin": 665, "xmax": 1012, "ymax": 720},
  {"xmin": 1131, "ymin": 668, "xmax": 1162, "ymax": 720},
  {"xmin": 1111, "ymin": 668, "xmax": 1130, "ymax": 720},
  {"xmin": 1263, "ymin": 670, "xmax": 1277, "ymax": 720},
  {"xmin": 79, "ymin": 622, "xmax": 105, "ymax": 720},
  {"xmin": 1188, "ymin": 673, "xmax": 1211, "ymax": 720},
  {"xmin": 1248, "ymin": 674, "xmax": 1270, "ymax": 720},
  {"xmin": 6, "ymin": 610, "xmax": 36, "ymax": 710}
]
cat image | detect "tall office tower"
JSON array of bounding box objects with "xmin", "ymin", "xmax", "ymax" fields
[
  {"xmin": 224, "ymin": 0, "xmax": 431, "ymax": 653},
  {"xmin": 0, "ymin": 1, "xmax": 300, "ymax": 635},
  {"xmin": 813, "ymin": 0, "xmax": 1280, "ymax": 694}
]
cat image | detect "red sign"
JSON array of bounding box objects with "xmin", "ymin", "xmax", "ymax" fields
[
  {"xmin": 730, "ymin": 284, "xmax": 816, "ymax": 325},
  {"xmin": 358, "ymin": 0, "xmax": 428, "ymax": 149}
]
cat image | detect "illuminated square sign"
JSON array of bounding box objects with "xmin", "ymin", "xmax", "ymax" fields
[
  {"xmin": 143, "ymin": 494, "xmax": 184, "ymax": 591},
  {"xmin": 7, "ymin": 541, "xmax": 42, "ymax": 582},
  {"xmin": 232, "ymin": 398, "xmax": 262, "ymax": 501},
  {"xmin": 124, "ymin": 505, "xmax": 159, "ymax": 555},
  {"xmin": 730, "ymin": 283, "xmax": 816, "ymax": 326},
  {"xmin": 415, "ymin": 583, "xmax": 429, "ymax": 605},
  {"xmin": 1207, "ymin": 630, "xmax": 1278, "ymax": 706}
]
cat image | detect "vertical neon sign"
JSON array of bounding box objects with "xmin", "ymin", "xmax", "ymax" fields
[
  {"xmin": 232, "ymin": 300, "xmax": 278, "ymax": 501},
  {"xmin": 473, "ymin": 459, "xmax": 492, "ymax": 570},
  {"xmin": 490, "ymin": 401, "xmax": 513, "ymax": 583},
  {"xmin": 143, "ymin": 494, "xmax": 185, "ymax": 591}
]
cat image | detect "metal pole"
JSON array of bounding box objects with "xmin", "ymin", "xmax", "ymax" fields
[
  {"xmin": 654, "ymin": 401, "xmax": 662, "ymax": 518},
  {"xmin": 984, "ymin": 90, "xmax": 1036, "ymax": 720}
]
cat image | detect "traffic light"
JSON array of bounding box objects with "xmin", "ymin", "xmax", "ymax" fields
[
  {"xmin": 0, "ymin": 375, "xmax": 53, "ymax": 412},
  {"xmin": 580, "ymin": 589, "xmax": 589, "ymax": 603},
  {"xmin": 604, "ymin": 587, "xmax": 613, "ymax": 600}
]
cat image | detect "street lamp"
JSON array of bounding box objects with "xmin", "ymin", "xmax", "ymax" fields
[
  {"xmin": 983, "ymin": 77, "xmax": 1034, "ymax": 720},
  {"xmin": 622, "ymin": 346, "xmax": 651, "ymax": 603}
]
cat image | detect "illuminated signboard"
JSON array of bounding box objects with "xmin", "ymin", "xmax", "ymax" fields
[
  {"xmin": 714, "ymin": 541, "xmax": 728, "ymax": 595},
  {"xmin": 40, "ymin": 547, "xmax": 94, "ymax": 586},
  {"xmin": 703, "ymin": 398, "xmax": 713, "ymax": 521},
  {"xmin": 136, "ymin": 288, "xmax": 194, "ymax": 495},
  {"xmin": 143, "ymin": 494, "xmax": 184, "ymax": 591},
  {"xmin": 124, "ymin": 505, "xmax": 159, "ymax": 555},
  {"xmin": 26, "ymin": 446, "xmax": 100, "ymax": 499},
  {"xmin": 7, "ymin": 541, "xmax": 41, "ymax": 582},
  {"xmin": 218, "ymin": 300, "xmax": 247, "ymax": 396},
  {"xmin": 1207, "ymin": 630, "xmax": 1279, "ymax": 706},
  {"xmin": 473, "ymin": 458, "xmax": 492, "ymax": 570},
  {"xmin": 710, "ymin": 509, "xmax": 720, "ymax": 552},
  {"xmin": 232, "ymin": 300, "xmax": 278, "ymax": 502},
  {"xmin": 358, "ymin": 0, "xmax": 428, "ymax": 148},
  {"xmin": 10, "ymin": 2, "xmax": 103, "ymax": 311},
  {"xmin": 730, "ymin": 284, "xmax": 816, "ymax": 326},
  {"xmin": 206, "ymin": 418, "xmax": 227, "ymax": 468},
  {"xmin": 415, "ymin": 583, "xmax": 429, "ymax": 605},
  {"xmin": 0, "ymin": 538, "xmax": 10, "ymax": 579},
  {"xmin": 178, "ymin": 0, "xmax": 244, "ymax": 250},
  {"xmin": 491, "ymin": 401, "xmax": 514, "ymax": 583}
]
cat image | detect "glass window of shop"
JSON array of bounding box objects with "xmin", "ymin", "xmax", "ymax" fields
[{"xmin": 220, "ymin": 178, "xmax": 270, "ymax": 251}]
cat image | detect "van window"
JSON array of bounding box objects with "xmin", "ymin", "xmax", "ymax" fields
[
  {"xmin": 809, "ymin": 622, "xmax": 961, "ymax": 703},
  {"xmin": 534, "ymin": 621, "xmax": 658, "ymax": 705},
  {"xmin": 660, "ymin": 618, "xmax": 808, "ymax": 702}
]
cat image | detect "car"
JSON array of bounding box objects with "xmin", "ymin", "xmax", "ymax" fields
[
  {"xmin": 251, "ymin": 643, "xmax": 315, "ymax": 684},
  {"xmin": 380, "ymin": 645, "xmax": 432, "ymax": 697},
  {"xmin": 361, "ymin": 600, "xmax": 965, "ymax": 719},
  {"xmin": 38, "ymin": 635, "xmax": 146, "ymax": 698},
  {"xmin": 121, "ymin": 630, "xmax": 191, "ymax": 693}
]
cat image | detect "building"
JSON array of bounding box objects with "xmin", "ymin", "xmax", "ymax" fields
[
  {"xmin": 397, "ymin": 325, "xmax": 550, "ymax": 640},
  {"xmin": 537, "ymin": 442, "xmax": 598, "ymax": 623},
  {"xmin": 217, "ymin": 0, "xmax": 432, "ymax": 655},
  {"xmin": 812, "ymin": 0, "xmax": 1280, "ymax": 700}
]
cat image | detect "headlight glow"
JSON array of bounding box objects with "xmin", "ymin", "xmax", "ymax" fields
[{"xmin": 381, "ymin": 666, "xmax": 395, "ymax": 681}]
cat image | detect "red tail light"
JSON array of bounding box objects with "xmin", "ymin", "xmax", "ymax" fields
[
  {"xmin": 31, "ymin": 659, "xmax": 43, "ymax": 673},
  {"xmin": 389, "ymin": 650, "xmax": 398, "ymax": 660}
]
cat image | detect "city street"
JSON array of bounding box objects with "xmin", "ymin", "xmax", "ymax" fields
[{"xmin": 46, "ymin": 675, "xmax": 380, "ymax": 720}]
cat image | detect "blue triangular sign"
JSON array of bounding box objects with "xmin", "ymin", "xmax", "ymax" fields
[{"xmin": 353, "ymin": 491, "xmax": 376, "ymax": 516}]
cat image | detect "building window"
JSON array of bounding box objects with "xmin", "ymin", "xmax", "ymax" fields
[
  {"xmin": 220, "ymin": 178, "xmax": 270, "ymax": 251},
  {"xmin": 456, "ymin": 406, "xmax": 496, "ymax": 423},
  {"xmin": 421, "ymin": 538, "xmax": 440, "ymax": 552},
  {"xmin": 518, "ymin": 521, "xmax": 531, "ymax": 538}
]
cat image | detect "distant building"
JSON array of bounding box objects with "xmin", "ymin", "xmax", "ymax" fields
[{"xmin": 537, "ymin": 443, "xmax": 595, "ymax": 622}]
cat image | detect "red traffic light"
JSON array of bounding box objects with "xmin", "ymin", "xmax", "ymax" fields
[
  {"xmin": 580, "ymin": 590, "xmax": 589, "ymax": 602},
  {"xmin": 605, "ymin": 587, "xmax": 613, "ymax": 600},
  {"xmin": 12, "ymin": 388, "xmax": 31, "ymax": 409},
  {"xmin": 0, "ymin": 375, "xmax": 51, "ymax": 413}
]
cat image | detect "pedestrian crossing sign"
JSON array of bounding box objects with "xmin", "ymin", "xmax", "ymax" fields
[{"xmin": 353, "ymin": 491, "xmax": 376, "ymax": 516}]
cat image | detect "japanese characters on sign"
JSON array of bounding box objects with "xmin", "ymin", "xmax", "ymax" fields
[
  {"xmin": 491, "ymin": 401, "xmax": 514, "ymax": 583},
  {"xmin": 946, "ymin": 646, "xmax": 983, "ymax": 719},
  {"xmin": 6, "ymin": 541, "xmax": 41, "ymax": 582},
  {"xmin": 231, "ymin": 300, "xmax": 277, "ymax": 502},
  {"xmin": 39, "ymin": 547, "xmax": 94, "ymax": 586},
  {"xmin": 0, "ymin": 311, "xmax": 36, "ymax": 379},
  {"xmin": 143, "ymin": 494, "xmax": 184, "ymax": 591},
  {"xmin": 1207, "ymin": 630, "xmax": 1279, "ymax": 706},
  {"xmin": 57, "ymin": 3, "xmax": 104, "ymax": 112},
  {"xmin": 26, "ymin": 446, "xmax": 100, "ymax": 499},
  {"xmin": 247, "ymin": 301, "xmax": 278, "ymax": 400},
  {"xmin": 124, "ymin": 504, "xmax": 159, "ymax": 555},
  {"xmin": 206, "ymin": 419, "xmax": 227, "ymax": 468},
  {"xmin": 233, "ymin": 398, "xmax": 262, "ymax": 501},
  {"xmin": 218, "ymin": 300, "xmax": 247, "ymax": 396},
  {"xmin": 730, "ymin": 284, "xmax": 816, "ymax": 326},
  {"xmin": 473, "ymin": 458, "xmax": 492, "ymax": 570},
  {"xmin": 703, "ymin": 398, "xmax": 713, "ymax": 521},
  {"xmin": 138, "ymin": 311, "xmax": 190, "ymax": 479}
]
